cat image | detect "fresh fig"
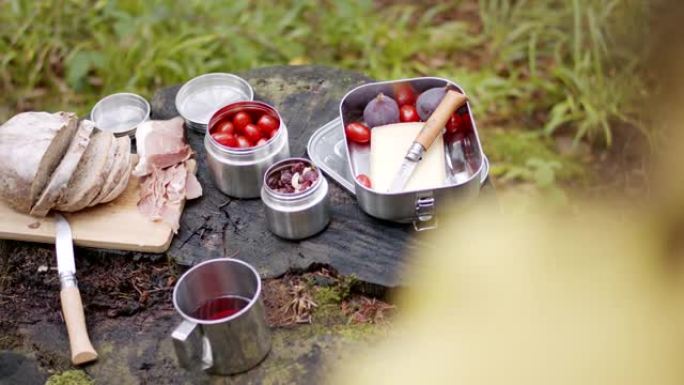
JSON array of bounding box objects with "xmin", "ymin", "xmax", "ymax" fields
[
  {"xmin": 363, "ymin": 93, "xmax": 400, "ymax": 128},
  {"xmin": 416, "ymin": 86, "xmax": 447, "ymax": 121}
]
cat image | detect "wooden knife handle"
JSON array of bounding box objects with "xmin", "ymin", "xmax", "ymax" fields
[
  {"xmin": 415, "ymin": 90, "xmax": 468, "ymax": 149},
  {"xmin": 60, "ymin": 286, "xmax": 98, "ymax": 365}
]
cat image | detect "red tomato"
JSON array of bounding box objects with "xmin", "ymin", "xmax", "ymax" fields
[
  {"xmin": 356, "ymin": 174, "xmax": 372, "ymax": 188},
  {"xmin": 256, "ymin": 138, "xmax": 268, "ymax": 147},
  {"xmin": 243, "ymin": 124, "xmax": 262, "ymax": 143},
  {"xmin": 345, "ymin": 122, "xmax": 371, "ymax": 144},
  {"xmin": 462, "ymin": 114, "xmax": 472, "ymax": 130},
  {"xmin": 399, "ymin": 104, "xmax": 420, "ymax": 122},
  {"xmin": 269, "ymin": 128, "xmax": 279, "ymax": 139},
  {"xmin": 236, "ymin": 136, "xmax": 252, "ymax": 148},
  {"xmin": 445, "ymin": 113, "xmax": 462, "ymax": 133},
  {"xmin": 394, "ymin": 83, "xmax": 417, "ymax": 106},
  {"xmin": 212, "ymin": 132, "xmax": 238, "ymax": 147},
  {"xmin": 214, "ymin": 120, "xmax": 235, "ymax": 135},
  {"xmin": 233, "ymin": 111, "xmax": 252, "ymax": 132},
  {"xmin": 257, "ymin": 114, "xmax": 279, "ymax": 135}
]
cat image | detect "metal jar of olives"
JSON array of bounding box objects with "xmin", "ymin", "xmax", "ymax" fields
[{"xmin": 261, "ymin": 158, "xmax": 330, "ymax": 240}]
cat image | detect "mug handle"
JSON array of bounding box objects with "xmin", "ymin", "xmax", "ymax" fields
[{"xmin": 172, "ymin": 320, "xmax": 214, "ymax": 371}]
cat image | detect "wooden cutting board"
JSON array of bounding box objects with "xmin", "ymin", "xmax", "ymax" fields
[{"xmin": 0, "ymin": 155, "xmax": 188, "ymax": 253}]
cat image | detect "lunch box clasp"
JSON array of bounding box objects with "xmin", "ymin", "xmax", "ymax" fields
[{"xmin": 413, "ymin": 194, "xmax": 437, "ymax": 231}]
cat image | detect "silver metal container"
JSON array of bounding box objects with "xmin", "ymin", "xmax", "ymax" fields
[
  {"xmin": 176, "ymin": 73, "xmax": 254, "ymax": 132},
  {"xmin": 261, "ymin": 158, "xmax": 330, "ymax": 240},
  {"xmin": 338, "ymin": 77, "xmax": 487, "ymax": 230},
  {"xmin": 90, "ymin": 92, "xmax": 150, "ymax": 137},
  {"xmin": 205, "ymin": 101, "xmax": 290, "ymax": 198},
  {"xmin": 171, "ymin": 258, "xmax": 271, "ymax": 375}
]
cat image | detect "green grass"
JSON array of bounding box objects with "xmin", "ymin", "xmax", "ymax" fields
[
  {"xmin": 0, "ymin": 0, "xmax": 651, "ymax": 188},
  {"xmin": 483, "ymin": 129, "xmax": 586, "ymax": 184}
]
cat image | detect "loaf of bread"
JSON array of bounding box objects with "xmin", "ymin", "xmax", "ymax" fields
[
  {"xmin": 0, "ymin": 112, "xmax": 132, "ymax": 216},
  {"xmin": 0, "ymin": 112, "xmax": 78, "ymax": 213}
]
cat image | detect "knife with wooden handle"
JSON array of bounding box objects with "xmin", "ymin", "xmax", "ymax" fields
[
  {"xmin": 55, "ymin": 213, "xmax": 98, "ymax": 365},
  {"xmin": 388, "ymin": 89, "xmax": 468, "ymax": 192}
]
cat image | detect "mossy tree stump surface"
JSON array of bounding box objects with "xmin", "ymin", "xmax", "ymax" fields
[
  {"xmin": 155, "ymin": 65, "xmax": 426, "ymax": 289},
  {"xmin": 0, "ymin": 66, "xmax": 421, "ymax": 385}
]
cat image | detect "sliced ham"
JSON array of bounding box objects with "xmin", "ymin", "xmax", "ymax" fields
[
  {"xmin": 185, "ymin": 170, "xmax": 203, "ymax": 200},
  {"xmin": 134, "ymin": 117, "xmax": 202, "ymax": 232},
  {"xmin": 133, "ymin": 117, "xmax": 191, "ymax": 177}
]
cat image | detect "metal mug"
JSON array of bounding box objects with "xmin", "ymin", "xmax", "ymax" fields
[{"xmin": 171, "ymin": 258, "xmax": 271, "ymax": 375}]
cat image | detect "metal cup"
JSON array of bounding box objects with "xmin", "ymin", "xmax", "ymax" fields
[{"xmin": 171, "ymin": 258, "xmax": 271, "ymax": 375}]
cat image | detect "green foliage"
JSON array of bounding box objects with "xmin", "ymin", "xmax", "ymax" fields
[
  {"xmin": 484, "ymin": 129, "xmax": 586, "ymax": 184},
  {"xmin": 314, "ymin": 286, "xmax": 343, "ymax": 306},
  {"xmin": 477, "ymin": 0, "xmax": 650, "ymax": 145},
  {"xmin": 0, "ymin": 0, "xmax": 648, "ymax": 154},
  {"xmin": 45, "ymin": 370, "xmax": 94, "ymax": 385},
  {"xmin": 0, "ymin": 0, "xmax": 451, "ymax": 116}
]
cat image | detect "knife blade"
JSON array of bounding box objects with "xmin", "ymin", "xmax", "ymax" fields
[
  {"xmin": 54, "ymin": 213, "xmax": 98, "ymax": 365},
  {"xmin": 55, "ymin": 213, "xmax": 76, "ymax": 276},
  {"xmin": 388, "ymin": 89, "xmax": 468, "ymax": 193}
]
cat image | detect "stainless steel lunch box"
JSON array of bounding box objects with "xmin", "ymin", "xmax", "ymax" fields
[
  {"xmin": 205, "ymin": 102, "xmax": 290, "ymax": 198},
  {"xmin": 337, "ymin": 77, "xmax": 487, "ymax": 229},
  {"xmin": 176, "ymin": 73, "xmax": 254, "ymax": 132},
  {"xmin": 261, "ymin": 158, "xmax": 330, "ymax": 240}
]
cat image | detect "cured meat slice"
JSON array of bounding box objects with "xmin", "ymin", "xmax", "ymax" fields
[
  {"xmin": 132, "ymin": 117, "xmax": 191, "ymax": 177},
  {"xmin": 134, "ymin": 117, "xmax": 201, "ymax": 231}
]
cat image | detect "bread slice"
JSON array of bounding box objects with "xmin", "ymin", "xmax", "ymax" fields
[
  {"xmin": 30, "ymin": 120, "xmax": 95, "ymax": 217},
  {"xmin": 84, "ymin": 131, "xmax": 118, "ymax": 206},
  {"xmin": 55, "ymin": 130, "xmax": 114, "ymax": 212},
  {"xmin": 89, "ymin": 136, "xmax": 131, "ymax": 206},
  {"xmin": 0, "ymin": 111, "xmax": 78, "ymax": 213},
  {"xmin": 100, "ymin": 154, "xmax": 133, "ymax": 204}
]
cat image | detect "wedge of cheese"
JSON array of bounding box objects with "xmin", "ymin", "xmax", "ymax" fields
[{"xmin": 370, "ymin": 122, "xmax": 446, "ymax": 192}]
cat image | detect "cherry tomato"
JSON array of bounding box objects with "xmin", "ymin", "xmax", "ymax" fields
[
  {"xmin": 257, "ymin": 114, "xmax": 279, "ymax": 135},
  {"xmin": 236, "ymin": 135, "xmax": 252, "ymax": 148},
  {"xmin": 233, "ymin": 111, "xmax": 252, "ymax": 132},
  {"xmin": 445, "ymin": 113, "xmax": 462, "ymax": 133},
  {"xmin": 399, "ymin": 104, "xmax": 420, "ymax": 122},
  {"xmin": 214, "ymin": 120, "xmax": 235, "ymax": 135},
  {"xmin": 256, "ymin": 138, "xmax": 268, "ymax": 147},
  {"xmin": 212, "ymin": 132, "xmax": 238, "ymax": 147},
  {"xmin": 462, "ymin": 113, "xmax": 472, "ymax": 130},
  {"xmin": 269, "ymin": 128, "xmax": 279, "ymax": 139},
  {"xmin": 345, "ymin": 122, "xmax": 371, "ymax": 144},
  {"xmin": 243, "ymin": 123, "xmax": 262, "ymax": 143},
  {"xmin": 394, "ymin": 83, "xmax": 417, "ymax": 107},
  {"xmin": 356, "ymin": 174, "xmax": 372, "ymax": 188}
]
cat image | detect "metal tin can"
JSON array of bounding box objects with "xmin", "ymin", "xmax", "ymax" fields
[
  {"xmin": 205, "ymin": 101, "xmax": 290, "ymax": 198},
  {"xmin": 339, "ymin": 77, "xmax": 487, "ymax": 230},
  {"xmin": 176, "ymin": 73, "xmax": 254, "ymax": 132},
  {"xmin": 261, "ymin": 158, "xmax": 330, "ymax": 240},
  {"xmin": 90, "ymin": 92, "xmax": 150, "ymax": 137}
]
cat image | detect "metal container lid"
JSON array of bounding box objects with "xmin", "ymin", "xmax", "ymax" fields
[
  {"xmin": 176, "ymin": 73, "xmax": 254, "ymax": 132},
  {"xmin": 90, "ymin": 92, "xmax": 150, "ymax": 137},
  {"xmin": 306, "ymin": 117, "xmax": 490, "ymax": 195}
]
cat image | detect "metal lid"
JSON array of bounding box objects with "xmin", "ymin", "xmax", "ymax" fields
[
  {"xmin": 175, "ymin": 73, "xmax": 254, "ymax": 132},
  {"xmin": 90, "ymin": 92, "xmax": 150, "ymax": 137},
  {"xmin": 306, "ymin": 117, "xmax": 490, "ymax": 195},
  {"xmin": 306, "ymin": 118, "xmax": 356, "ymax": 193}
]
